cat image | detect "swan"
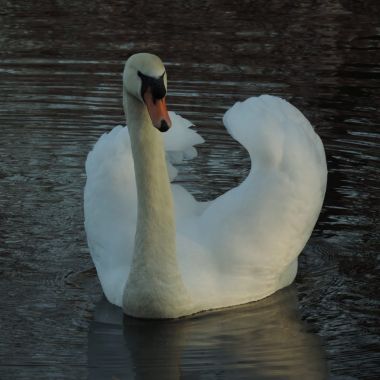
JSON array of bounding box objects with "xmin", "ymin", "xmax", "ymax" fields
[{"xmin": 84, "ymin": 53, "xmax": 327, "ymax": 319}]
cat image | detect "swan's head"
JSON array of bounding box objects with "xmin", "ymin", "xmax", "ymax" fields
[{"xmin": 123, "ymin": 53, "xmax": 171, "ymax": 132}]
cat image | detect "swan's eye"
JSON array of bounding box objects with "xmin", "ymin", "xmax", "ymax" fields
[{"xmin": 138, "ymin": 71, "xmax": 166, "ymax": 103}]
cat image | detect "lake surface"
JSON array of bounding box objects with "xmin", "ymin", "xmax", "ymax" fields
[{"xmin": 0, "ymin": 1, "xmax": 379, "ymax": 379}]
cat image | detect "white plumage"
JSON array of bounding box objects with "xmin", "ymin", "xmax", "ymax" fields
[{"xmin": 84, "ymin": 53, "xmax": 327, "ymax": 318}]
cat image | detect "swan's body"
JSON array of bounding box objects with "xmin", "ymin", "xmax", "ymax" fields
[{"xmin": 84, "ymin": 53, "xmax": 327, "ymax": 318}]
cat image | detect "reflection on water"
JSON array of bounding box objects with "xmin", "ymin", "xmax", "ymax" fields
[
  {"xmin": 0, "ymin": 0, "xmax": 379, "ymax": 379},
  {"xmin": 89, "ymin": 288, "xmax": 327, "ymax": 380}
]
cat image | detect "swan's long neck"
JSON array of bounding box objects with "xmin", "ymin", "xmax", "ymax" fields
[
  {"xmin": 122, "ymin": 92, "xmax": 191, "ymax": 318},
  {"xmin": 126, "ymin": 94, "xmax": 175, "ymax": 259}
]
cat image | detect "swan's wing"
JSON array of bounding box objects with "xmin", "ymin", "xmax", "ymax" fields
[
  {"xmin": 164, "ymin": 111, "xmax": 204, "ymax": 180},
  {"xmin": 223, "ymin": 95, "xmax": 326, "ymax": 180},
  {"xmin": 84, "ymin": 112, "xmax": 204, "ymax": 306},
  {"xmin": 84, "ymin": 126, "xmax": 135, "ymax": 306},
  {"xmin": 182, "ymin": 95, "xmax": 327, "ymax": 304},
  {"xmin": 164, "ymin": 112, "xmax": 207, "ymax": 220}
]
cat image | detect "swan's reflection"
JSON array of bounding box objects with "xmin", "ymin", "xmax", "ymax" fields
[{"xmin": 88, "ymin": 286, "xmax": 327, "ymax": 379}]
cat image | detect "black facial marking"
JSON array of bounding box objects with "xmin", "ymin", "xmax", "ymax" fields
[
  {"xmin": 158, "ymin": 120, "xmax": 170, "ymax": 132},
  {"xmin": 138, "ymin": 71, "xmax": 166, "ymax": 103}
]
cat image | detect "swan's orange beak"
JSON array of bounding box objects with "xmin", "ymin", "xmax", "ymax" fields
[{"xmin": 143, "ymin": 87, "xmax": 172, "ymax": 132}]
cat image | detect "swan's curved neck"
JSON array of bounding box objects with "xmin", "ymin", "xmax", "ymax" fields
[
  {"xmin": 122, "ymin": 92, "xmax": 191, "ymax": 318},
  {"xmin": 126, "ymin": 93, "xmax": 174, "ymax": 246}
]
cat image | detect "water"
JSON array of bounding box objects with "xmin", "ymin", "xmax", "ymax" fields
[{"xmin": 0, "ymin": 1, "xmax": 379, "ymax": 379}]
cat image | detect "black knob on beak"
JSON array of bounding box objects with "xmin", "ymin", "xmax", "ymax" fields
[{"xmin": 158, "ymin": 120, "xmax": 170, "ymax": 132}]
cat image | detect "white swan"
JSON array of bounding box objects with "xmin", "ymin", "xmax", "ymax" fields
[{"xmin": 84, "ymin": 53, "xmax": 327, "ymax": 319}]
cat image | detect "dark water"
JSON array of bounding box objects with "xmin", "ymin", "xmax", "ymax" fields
[{"xmin": 0, "ymin": 1, "xmax": 379, "ymax": 379}]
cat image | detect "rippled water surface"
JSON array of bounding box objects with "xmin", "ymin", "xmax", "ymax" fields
[{"xmin": 1, "ymin": 1, "xmax": 379, "ymax": 379}]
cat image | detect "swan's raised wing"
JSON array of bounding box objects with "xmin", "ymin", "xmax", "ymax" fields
[
  {"xmin": 164, "ymin": 112, "xmax": 207, "ymax": 220},
  {"xmin": 164, "ymin": 111, "xmax": 204, "ymax": 179},
  {"xmin": 180, "ymin": 95, "xmax": 327, "ymax": 306},
  {"xmin": 84, "ymin": 112, "xmax": 204, "ymax": 306}
]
